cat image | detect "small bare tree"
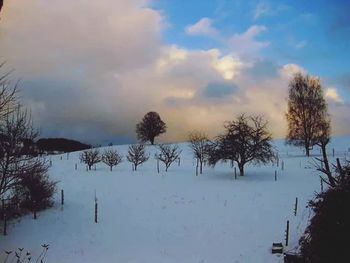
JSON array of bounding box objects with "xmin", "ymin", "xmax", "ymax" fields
[
  {"xmin": 127, "ymin": 144, "xmax": 149, "ymax": 171},
  {"xmin": 188, "ymin": 131, "xmax": 210, "ymax": 174},
  {"xmin": 80, "ymin": 149, "xmax": 101, "ymax": 170},
  {"xmin": 102, "ymin": 149, "xmax": 123, "ymax": 171},
  {"xmin": 155, "ymin": 144, "xmax": 182, "ymax": 172}
]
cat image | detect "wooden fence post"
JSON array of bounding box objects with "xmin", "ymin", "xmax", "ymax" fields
[
  {"xmin": 274, "ymin": 170, "xmax": 277, "ymax": 181},
  {"xmin": 157, "ymin": 159, "xmax": 159, "ymax": 174},
  {"xmin": 285, "ymin": 220, "xmax": 289, "ymax": 246},
  {"xmin": 61, "ymin": 189, "xmax": 64, "ymax": 206},
  {"xmin": 294, "ymin": 197, "xmax": 298, "ymax": 216},
  {"xmin": 95, "ymin": 202, "xmax": 98, "ymax": 223},
  {"xmin": 281, "ymin": 160, "xmax": 284, "ymax": 171},
  {"xmin": 75, "ymin": 163, "xmax": 77, "ymax": 170},
  {"xmin": 3, "ymin": 213, "xmax": 7, "ymax": 236},
  {"xmin": 234, "ymin": 167, "xmax": 237, "ymax": 180},
  {"xmin": 33, "ymin": 201, "xmax": 37, "ymax": 220}
]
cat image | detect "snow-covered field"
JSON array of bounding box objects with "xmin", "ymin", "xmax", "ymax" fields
[{"xmin": 1, "ymin": 137, "xmax": 350, "ymax": 263}]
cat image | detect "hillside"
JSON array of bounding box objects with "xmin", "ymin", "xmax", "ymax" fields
[{"xmin": 1, "ymin": 137, "xmax": 350, "ymax": 262}]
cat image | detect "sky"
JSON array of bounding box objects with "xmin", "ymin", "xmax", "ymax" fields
[{"xmin": 0, "ymin": 0, "xmax": 349, "ymax": 145}]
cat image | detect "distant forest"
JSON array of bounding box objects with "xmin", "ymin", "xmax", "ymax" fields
[{"xmin": 36, "ymin": 138, "xmax": 91, "ymax": 154}]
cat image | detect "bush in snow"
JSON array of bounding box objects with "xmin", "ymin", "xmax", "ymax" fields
[
  {"xmin": 80, "ymin": 149, "xmax": 101, "ymax": 170},
  {"xmin": 126, "ymin": 144, "xmax": 149, "ymax": 171},
  {"xmin": 299, "ymin": 161, "xmax": 350, "ymax": 262},
  {"xmin": 14, "ymin": 159, "xmax": 57, "ymax": 210},
  {"xmin": 155, "ymin": 144, "xmax": 182, "ymax": 172},
  {"xmin": 102, "ymin": 149, "xmax": 123, "ymax": 171}
]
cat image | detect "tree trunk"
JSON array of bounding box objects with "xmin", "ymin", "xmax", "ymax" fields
[
  {"xmin": 305, "ymin": 141, "xmax": 310, "ymax": 157},
  {"xmin": 238, "ymin": 163, "xmax": 244, "ymax": 176},
  {"xmin": 321, "ymin": 143, "xmax": 336, "ymax": 187},
  {"xmin": 200, "ymin": 160, "xmax": 203, "ymax": 174},
  {"xmin": 150, "ymin": 137, "xmax": 154, "ymax": 145},
  {"xmin": 89, "ymin": 165, "xmax": 92, "ymax": 170}
]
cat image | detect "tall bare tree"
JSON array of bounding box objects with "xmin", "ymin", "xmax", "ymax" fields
[
  {"xmin": 136, "ymin": 112, "xmax": 166, "ymax": 145},
  {"xmin": 208, "ymin": 114, "xmax": 275, "ymax": 176},
  {"xmin": 286, "ymin": 73, "xmax": 328, "ymax": 157},
  {"xmin": 188, "ymin": 131, "xmax": 210, "ymax": 174}
]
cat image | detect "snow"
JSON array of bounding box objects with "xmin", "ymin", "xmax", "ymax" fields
[{"xmin": 1, "ymin": 137, "xmax": 350, "ymax": 262}]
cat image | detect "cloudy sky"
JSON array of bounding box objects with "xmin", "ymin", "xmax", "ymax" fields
[{"xmin": 0, "ymin": 0, "xmax": 349, "ymax": 145}]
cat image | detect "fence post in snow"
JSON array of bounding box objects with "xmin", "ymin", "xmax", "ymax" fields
[
  {"xmin": 294, "ymin": 197, "xmax": 298, "ymax": 216},
  {"xmin": 75, "ymin": 163, "xmax": 77, "ymax": 170},
  {"xmin": 33, "ymin": 201, "xmax": 37, "ymax": 220},
  {"xmin": 234, "ymin": 167, "xmax": 237, "ymax": 180},
  {"xmin": 1, "ymin": 199, "xmax": 4, "ymax": 219},
  {"xmin": 178, "ymin": 158, "xmax": 180, "ymax": 166},
  {"xmin": 67, "ymin": 153, "xmax": 69, "ymax": 160},
  {"xmin": 95, "ymin": 202, "xmax": 98, "ymax": 223},
  {"xmin": 281, "ymin": 160, "xmax": 284, "ymax": 171},
  {"xmin": 333, "ymin": 148, "xmax": 335, "ymax": 157},
  {"xmin": 61, "ymin": 189, "xmax": 64, "ymax": 206},
  {"xmin": 285, "ymin": 220, "xmax": 289, "ymax": 246},
  {"xmin": 157, "ymin": 159, "xmax": 159, "ymax": 174},
  {"xmin": 276, "ymin": 154, "xmax": 279, "ymax": 167},
  {"xmin": 49, "ymin": 160, "xmax": 52, "ymax": 166},
  {"xmin": 274, "ymin": 170, "xmax": 277, "ymax": 181},
  {"xmin": 60, "ymin": 156, "xmax": 62, "ymax": 160},
  {"xmin": 3, "ymin": 213, "xmax": 7, "ymax": 236}
]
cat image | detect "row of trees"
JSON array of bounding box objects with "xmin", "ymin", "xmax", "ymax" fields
[{"xmin": 80, "ymin": 143, "xmax": 182, "ymax": 172}]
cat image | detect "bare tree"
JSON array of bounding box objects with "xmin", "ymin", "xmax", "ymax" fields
[
  {"xmin": 136, "ymin": 112, "xmax": 167, "ymax": 145},
  {"xmin": 208, "ymin": 114, "xmax": 275, "ymax": 176},
  {"xmin": 286, "ymin": 73, "xmax": 328, "ymax": 157},
  {"xmin": 102, "ymin": 149, "xmax": 123, "ymax": 171},
  {"xmin": 126, "ymin": 144, "xmax": 149, "ymax": 171},
  {"xmin": 0, "ymin": 105, "xmax": 40, "ymax": 197},
  {"xmin": 188, "ymin": 131, "xmax": 210, "ymax": 174},
  {"xmin": 80, "ymin": 149, "xmax": 101, "ymax": 170},
  {"xmin": 155, "ymin": 144, "xmax": 182, "ymax": 172}
]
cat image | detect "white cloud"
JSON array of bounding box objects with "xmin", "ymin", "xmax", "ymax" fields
[
  {"xmin": 228, "ymin": 25, "xmax": 269, "ymax": 56},
  {"xmin": 254, "ymin": 2, "xmax": 270, "ymax": 20},
  {"xmin": 295, "ymin": 40, "xmax": 307, "ymax": 49},
  {"xmin": 325, "ymin": 87, "xmax": 343, "ymax": 103},
  {"xmin": 279, "ymin": 63, "xmax": 305, "ymax": 78},
  {"xmin": 185, "ymin": 17, "xmax": 218, "ymax": 37}
]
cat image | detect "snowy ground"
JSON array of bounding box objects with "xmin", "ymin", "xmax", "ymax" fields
[{"xmin": 1, "ymin": 137, "xmax": 350, "ymax": 262}]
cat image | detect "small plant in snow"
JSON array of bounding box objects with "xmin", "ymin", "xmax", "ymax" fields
[
  {"xmin": 155, "ymin": 144, "xmax": 182, "ymax": 172},
  {"xmin": 126, "ymin": 144, "xmax": 149, "ymax": 171},
  {"xmin": 79, "ymin": 149, "xmax": 101, "ymax": 170},
  {"xmin": 2, "ymin": 244, "xmax": 49, "ymax": 263},
  {"xmin": 102, "ymin": 149, "xmax": 123, "ymax": 171}
]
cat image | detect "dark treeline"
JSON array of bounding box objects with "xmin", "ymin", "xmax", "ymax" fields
[{"xmin": 36, "ymin": 138, "xmax": 91, "ymax": 154}]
